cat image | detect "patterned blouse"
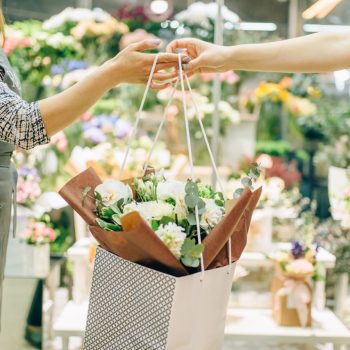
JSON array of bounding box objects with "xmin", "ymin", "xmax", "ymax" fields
[{"xmin": 0, "ymin": 67, "xmax": 50, "ymax": 150}]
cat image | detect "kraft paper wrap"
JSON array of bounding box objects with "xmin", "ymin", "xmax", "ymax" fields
[
  {"xmin": 207, "ymin": 187, "xmax": 262, "ymax": 269},
  {"xmin": 59, "ymin": 168, "xmax": 260, "ymax": 276},
  {"xmin": 272, "ymin": 274, "xmax": 312, "ymax": 327}
]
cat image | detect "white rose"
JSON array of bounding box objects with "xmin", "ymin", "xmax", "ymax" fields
[
  {"xmin": 200, "ymin": 199, "xmax": 224, "ymax": 231},
  {"xmin": 156, "ymin": 223, "xmax": 186, "ymax": 259},
  {"xmin": 157, "ymin": 180, "xmax": 186, "ymax": 201},
  {"xmin": 95, "ymin": 180, "xmax": 132, "ymax": 206}
]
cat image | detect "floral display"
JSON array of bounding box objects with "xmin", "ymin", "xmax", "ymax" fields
[
  {"xmin": 273, "ymin": 240, "xmax": 318, "ymax": 278},
  {"xmin": 21, "ymin": 219, "xmax": 57, "ymax": 245},
  {"xmin": 93, "ymin": 171, "xmax": 226, "ymax": 268},
  {"xmin": 16, "ymin": 167, "xmax": 42, "ymax": 207}
]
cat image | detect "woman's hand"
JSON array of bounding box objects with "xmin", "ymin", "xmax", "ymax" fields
[
  {"xmin": 167, "ymin": 38, "xmax": 233, "ymax": 74},
  {"xmin": 103, "ymin": 39, "xmax": 190, "ymax": 90}
]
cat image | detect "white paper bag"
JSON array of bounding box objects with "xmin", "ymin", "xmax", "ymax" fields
[{"xmin": 83, "ymin": 247, "xmax": 235, "ymax": 350}]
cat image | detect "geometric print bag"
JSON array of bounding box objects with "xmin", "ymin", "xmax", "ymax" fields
[{"xmin": 83, "ymin": 246, "xmax": 235, "ymax": 350}]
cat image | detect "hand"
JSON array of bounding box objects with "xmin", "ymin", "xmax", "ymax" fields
[
  {"xmin": 103, "ymin": 39, "xmax": 190, "ymax": 90},
  {"xmin": 167, "ymin": 38, "xmax": 233, "ymax": 74}
]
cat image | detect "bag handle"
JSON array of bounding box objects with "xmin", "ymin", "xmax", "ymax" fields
[
  {"xmin": 119, "ymin": 53, "xmax": 233, "ymax": 277},
  {"xmin": 119, "ymin": 54, "xmax": 160, "ymax": 179},
  {"xmin": 182, "ymin": 70, "xmax": 233, "ymax": 274}
]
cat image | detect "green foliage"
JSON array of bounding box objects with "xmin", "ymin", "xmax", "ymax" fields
[
  {"xmin": 234, "ymin": 163, "xmax": 262, "ymax": 198},
  {"xmin": 180, "ymin": 238, "xmax": 204, "ymax": 268}
]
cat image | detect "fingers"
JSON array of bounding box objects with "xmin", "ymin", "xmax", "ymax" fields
[
  {"xmin": 132, "ymin": 39, "xmax": 163, "ymax": 52},
  {"xmin": 150, "ymin": 82, "xmax": 170, "ymax": 90},
  {"xmin": 152, "ymin": 71, "xmax": 178, "ymax": 82},
  {"xmin": 186, "ymin": 56, "xmax": 204, "ymax": 72},
  {"xmin": 157, "ymin": 52, "xmax": 191, "ymax": 64},
  {"xmin": 166, "ymin": 38, "xmax": 196, "ymax": 53},
  {"xmin": 166, "ymin": 38, "xmax": 200, "ymax": 59}
]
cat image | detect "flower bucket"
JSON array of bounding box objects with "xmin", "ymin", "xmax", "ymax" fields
[{"xmin": 5, "ymin": 240, "xmax": 50, "ymax": 278}]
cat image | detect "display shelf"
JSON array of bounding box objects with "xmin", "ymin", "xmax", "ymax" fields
[{"xmin": 225, "ymin": 308, "xmax": 350, "ymax": 348}]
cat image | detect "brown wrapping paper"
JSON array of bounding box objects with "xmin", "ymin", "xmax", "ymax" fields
[
  {"xmin": 207, "ymin": 187, "xmax": 262, "ymax": 269},
  {"xmin": 59, "ymin": 168, "xmax": 188, "ymax": 277},
  {"xmin": 271, "ymin": 274, "xmax": 312, "ymax": 327},
  {"xmin": 59, "ymin": 167, "xmax": 261, "ymax": 276}
]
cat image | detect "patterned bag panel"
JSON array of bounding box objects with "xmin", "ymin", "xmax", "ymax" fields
[{"xmin": 83, "ymin": 247, "xmax": 177, "ymax": 350}]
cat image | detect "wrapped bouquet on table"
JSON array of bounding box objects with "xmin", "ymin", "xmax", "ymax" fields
[
  {"xmin": 271, "ymin": 241, "xmax": 318, "ymax": 328},
  {"xmin": 59, "ymin": 54, "xmax": 261, "ymax": 350}
]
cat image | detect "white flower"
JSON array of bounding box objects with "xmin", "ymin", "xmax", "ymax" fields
[
  {"xmin": 156, "ymin": 223, "xmax": 186, "ymax": 259},
  {"xmin": 157, "ymin": 180, "xmax": 186, "ymax": 201},
  {"xmin": 174, "ymin": 198, "xmax": 188, "ymax": 222},
  {"xmin": 123, "ymin": 201, "xmax": 174, "ymax": 223},
  {"xmin": 95, "ymin": 180, "xmax": 132, "ymax": 206},
  {"xmin": 200, "ymin": 199, "xmax": 224, "ymax": 231},
  {"xmin": 43, "ymin": 7, "xmax": 113, "ymax": 30},
  {"xmin": 175, "ymin": 2, "xmax": 240, "ymax": 27}
]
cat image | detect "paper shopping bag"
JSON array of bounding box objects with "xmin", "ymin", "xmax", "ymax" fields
[{"xmin": 83, "ymin": 246, "xmax": 235, "ymax": 350}]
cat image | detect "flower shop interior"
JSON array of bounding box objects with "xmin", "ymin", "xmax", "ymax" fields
[{"xmin": 1, "ymin": 0, "xmax": 350, "ymax": 349}]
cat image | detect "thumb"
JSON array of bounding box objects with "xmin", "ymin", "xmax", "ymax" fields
[
  {"xmin": 186, "ymin": 56, "xmax": 204, "ymax": 72},
  {"xmin": 132, "ymin": 39, "xmax": 162, "ymax": 52}
]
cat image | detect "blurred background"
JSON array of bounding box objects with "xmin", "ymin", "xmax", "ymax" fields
[{"xmin": 1, "ymin": 1, "xmax": 350, "ymax": 349}]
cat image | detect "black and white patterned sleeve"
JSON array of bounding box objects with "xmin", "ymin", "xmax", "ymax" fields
[{"xmin": 0, "ymin": 80, "xmax": 50, "ymax": 150}]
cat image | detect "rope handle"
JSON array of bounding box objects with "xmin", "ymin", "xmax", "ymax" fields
[{"xmin": 119, "ymin": 53, "xmax": 234, "ymax": 277}]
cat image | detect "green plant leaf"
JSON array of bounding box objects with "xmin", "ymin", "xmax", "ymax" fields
[
  {"xmin": 151, "ymin": 220, "xmax": 160, "ymax": 232},
  {"xmin": 96, "ymin": 218, "xmax": 120, "ymax": 231},
  {"xmin": 185, "ymin": 181, "xmax": 199, "ymax": 195},
  {"xmin": 241, "ymin": 177, "xmax": 252, "ymax": 187},
  {"xmin": 180, "ymin": 239, "xmax": 204, "ymax": 268},
  {"xmin": 100, "ymin": 207, "xmax": 115, "ymax": 219},
  {"xmin": 185, "ymin": 194, "xmax": 199, "ymax": 208},
  {"xmin": 233, "ymin": 188, "xmax": 244, "ymax": 199},
  {"xmin": 160, "ymin": 216, "xmax": 174, "ymax": 225},
  {"xmin": 187, "ymin": 213, "xmax": 197, "ymax": 225}
]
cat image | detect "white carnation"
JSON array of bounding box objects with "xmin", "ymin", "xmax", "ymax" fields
[
  {"xmin": 95, "ymin": 180, "xmax": 132, "ymax": 206},
  {"xmin": 200, "ymin": 199, "xmax": 224, "ymax": 231},
  {"xmin": 156, "ymin": 223, "xmax": 186, "ymax": 259}
]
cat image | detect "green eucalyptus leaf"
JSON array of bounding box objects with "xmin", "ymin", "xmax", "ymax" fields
[
  {"xmin": 233, "ymin": 188, "xmax": 244, "ymax": 199},
  {"xmin": 197, "ymin": 198, "xmax": 206, "ymax": 210},
  {"xmin": 117, "ymin": 198, "xmax": 125, "ymax": 208},
  {"xmin": 241, "ymin": 177, "xmax": 253, "ymax": 187},
  {"xmin": 187, "ymin": 213, "xmax": 197, "ymax": 225},
  {"xmin": 185, "ymin": 194, "xmax": 199, "ymax": 208},
  {"xmin": 185, "ymin": 181, "xmax": 199, "ymax": 195}
]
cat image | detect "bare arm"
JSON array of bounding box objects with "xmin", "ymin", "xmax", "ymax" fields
[
  {"xmin": 41, "ymin": 40, "xmax": 187, "ymax": 136},
  {"xmin": 167, "ymin": 32, "xmax": 350, "ymax": 74}
]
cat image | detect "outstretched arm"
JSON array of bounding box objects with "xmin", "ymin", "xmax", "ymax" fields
[
  {"xmin": 0, "ymin": 40, "xmax": 189, "ymax": 150},
  {"xmin": 167, "ymin": 32, "xmax": 350, "ymax": 74}
]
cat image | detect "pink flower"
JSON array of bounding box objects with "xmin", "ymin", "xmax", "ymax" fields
[
  {"xmin": 286, "ymin": 259, "xmax": 314, "ymax": 274},
  {"xmin": 200, "ymin": 71, "xmax": 240, "ymax": 84}
]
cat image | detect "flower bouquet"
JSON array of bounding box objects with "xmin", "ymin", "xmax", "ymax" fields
[
  {"xmin": 271, "ymin": 240, "xmax": 318, "ymax": 327},
  {"xmin": 59, "ymin": 57, "xmax": 262, "ymax": 350}
]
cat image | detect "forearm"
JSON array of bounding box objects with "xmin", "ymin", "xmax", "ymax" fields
[
  {"xmin": 230, "ymin": 31, "xmax": 350, "ymax": 73},
  {"xmin": 39, "ymin": 62, "xmax": 116, "ymax": 136}
]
